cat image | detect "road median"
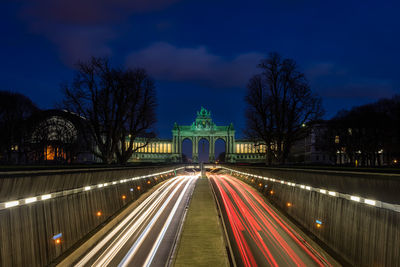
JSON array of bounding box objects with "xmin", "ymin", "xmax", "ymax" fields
[{"xmin": 173, "ymin": 177, "xmax": 229, "ymax": 267}]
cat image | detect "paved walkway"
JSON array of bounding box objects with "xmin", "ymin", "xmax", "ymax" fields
[{"xmin": 174, "ymin": 177, "xmax": 229, "ymax": 267}]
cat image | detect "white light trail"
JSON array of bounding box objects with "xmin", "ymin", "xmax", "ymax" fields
[
  {"xmin": 117, "ymin": 179, "xmax": 189, "ymax": 266},
  {"xmin": 76, "ymin": 177, "xmax": 182, "ymax": 266},
  {"xmin": 131, "ymin": 176, "xmax": 196, "ymax": 267}
]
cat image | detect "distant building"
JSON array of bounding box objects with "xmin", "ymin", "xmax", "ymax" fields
[
  {"xmin": 289, "ymin": 123, "xmax": 334, "ymax": 165},
  {"xmin": 128, "ymin": 107, "xmax": 267, "ymax": 163},
  {"xmin": 24, "ymin": 109, "xmax": 97, "ymax": 163}
]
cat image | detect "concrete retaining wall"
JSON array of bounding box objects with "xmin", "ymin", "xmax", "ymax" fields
[
  {"xmin": 0, "ymin": 165, "xmax": 183, "ymax": 266},
  {"xmin": 224, "ymin": 165, "xmax": 400, "ymax": 266}
]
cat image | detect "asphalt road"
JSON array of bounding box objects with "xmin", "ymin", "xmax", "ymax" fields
[
  {"xmin": 75, "ymin": 175, "xmax": 198, "ymax": 267},
  {"xmin": 210, "ymin": 174, "xmax": 334, "ymax": 267}
]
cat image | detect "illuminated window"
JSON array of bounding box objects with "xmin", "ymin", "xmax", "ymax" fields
[
  {"xmin": 236, "ymin": 144, "xmax": 240, "ymax": 153},
  {"xmin": 45, "ymin": 146, "xmax": 55, "ymax": 160},
  {"xmin": 168, "ymin": 143, "xmax": 172, "ymax": 153},
  {"xmin": 44, "ymin": 146, "xmax": 66, "ymax": 160},
  {"xmin": 335, "ymin": 136, "xmax": 340, "ymax": 144}
]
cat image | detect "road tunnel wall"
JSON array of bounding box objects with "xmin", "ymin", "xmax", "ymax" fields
[
  {"xmin": 223, "ymin": 165, "xmax": 400, "ymax": 266},
  {"xmin": 0, "ymin": 165, "xmax": 184, "ymax": 267}
]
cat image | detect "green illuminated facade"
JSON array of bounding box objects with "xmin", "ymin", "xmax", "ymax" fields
[{"xmin": 129, "ymin": 107, "xmax": 266, "ymax": 163}]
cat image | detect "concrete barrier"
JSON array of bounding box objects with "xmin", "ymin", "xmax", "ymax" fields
[
  {"xmin": 0, "ymin": 165, "xmax": 184, "ymax": 267},
  {"xmin": 222, "ymin": 165, "xmax": 400, "ymax": 266}
]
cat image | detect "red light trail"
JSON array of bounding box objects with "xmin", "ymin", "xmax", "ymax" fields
[{"xmin": 210, "ymin": 174, "xmax": 333, "ymax": 267}]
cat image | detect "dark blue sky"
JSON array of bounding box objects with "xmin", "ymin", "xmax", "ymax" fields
[{"xmin": 1, "ymin": 0, "xmax": 399, "ymax": 141}]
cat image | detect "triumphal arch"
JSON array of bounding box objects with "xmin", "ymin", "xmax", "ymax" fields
[
  {"xmin": 129, "ymin": 107, "xmax": 267, "ymax": 163},
  {"xmin": 171, "ymin": 107, "xmax": 235, "ymax": 163}
]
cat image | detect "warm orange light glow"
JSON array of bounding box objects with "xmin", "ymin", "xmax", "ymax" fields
[
  {"xmin": 394, "ymin": 159, "xmax": 398, "ymax": 163},
  {"xmin": 137, "ymin": 186, "xmax": 141, "ymax": 190},
  {"xmin": 316, "ymin": 223, "xmax": 322, "ymax": 228},
  {"xmin": 96, "ymin": 211, "xmax": 102, "ymax": 217},
  {"xmin": 55, "ymin": 238, "xmax": 61, "ymax": 244},
  {"xmin": 287, "ymin": 202, "xmax": 292, "ymax": 207},
  {"xmin": 45, "ymin": 146, "xmax": 55, "ymax": 160},
  {"xmin": 270, "ymin": 190, "xmax": 274, "ymax": 195},
  {"xmin": 44, "ymin": 146, "xmax": 66, "ymax": 161},
  {"xmin": 122, "ymin": 195, "xmax": 126, "ymax": 200},
  {"xmin": 259, "ymin": 183, "xmax": 262, "ymax": 187},
  {"xmin": 251, "ymin": 179, "xmax": 254, "ymax": 182},
  {"xmin": 147, "ymin": 181, "xmax": 151, "ymax": 184}
]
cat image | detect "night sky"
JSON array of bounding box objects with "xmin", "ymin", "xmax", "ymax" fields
[{"xmin": 1, "ymin": 0, "xmax": 400, "ymax": 145}]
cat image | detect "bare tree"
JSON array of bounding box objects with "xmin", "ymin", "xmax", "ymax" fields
[
  {"xmin": 115, "ymin": 69, "xmax": 157, "ymax": 164},
  {"xmin": 62, "ymin": 57, "xmax": 156, "ymax": 164},
  {"xmin": 245, "ymin": 52, "xmax": 323, "ymax": 164},
  {"xmin": 0, "ymin": 91, "xmax": 39, "ymax": 163}
]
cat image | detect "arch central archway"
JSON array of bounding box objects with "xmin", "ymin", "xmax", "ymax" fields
[
  {"xmin": 182, "ymin": 138, "xmax": 193, "ymax": 163},
  {"xmin": 214, "ymin": 138, "xmax": 226, "ymax": 163},
  {"xmin": 198, "ymin": 138, "xmax": 210, "ymax": 163},
  {"xmin": 171, "ymin": 107, "xmax": 236, "ymax": 163}
]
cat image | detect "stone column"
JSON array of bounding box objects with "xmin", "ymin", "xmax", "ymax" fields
[
  {"xmin": 192, "ymin": 137, "xmax": 198, "ymax": 163},
  {"xmin": 209, "ymin": 136, "xmax": 215, "ymax": 162},
  {"xmin": 178, "ymin": 136, "xmax": 182, "ymax": 162}
]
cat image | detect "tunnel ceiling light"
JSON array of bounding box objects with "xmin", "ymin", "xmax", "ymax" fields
[
  {"xmin": 84, "ymin": 186, "xmax": 91, "ymax": 191},
  {"xmin": 98, "ymin": 184, "xmax": 104, "ymax": 188},
  {"xmin": 41, "ymin": 194, "xmax": 52, "ymax": 200},
  {"xmin": 5, "ymin": 201, "xmax": 19, "ymax": 208},
  {"xmin": 300, "ymin": 185, "xmax": 305, "ymax": 189},
  {"xmin": 350, "ymin": 196, "xmax": 360, "ymax": 202},
  {"xmin": 306, "ymin": 186, "xmax": 311, "ymax": 190},
  {"xmin": 328, "ymin": 191, "xmax": 337, "ymax": 196},
  {"xmin": 365, "ymin": 199, "xmax": 376, "ymax": 206},
  {"xmin": 25, "ymin": 197, "xmax": 37, "ymax": 204},
  {"xmin": 320, "ymin": 189, "xmax": 327, "ymax": 194}
]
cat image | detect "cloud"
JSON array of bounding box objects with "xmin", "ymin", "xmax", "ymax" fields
[
  {"xmin": 126, "ymin": 42, "xmax": 264, "ymax": 88},
  {"xmin": 15, "ymin": 0, "xmax": 180, "ymax": 65}
]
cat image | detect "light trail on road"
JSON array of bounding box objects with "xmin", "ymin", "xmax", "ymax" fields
[
  {"xmin": 74, "ymin": 175, "xmax": 198, "ymax": 267},
  {"xmin": 210, "ymin": 174, "xmax": 333, "ymax": 267}
]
